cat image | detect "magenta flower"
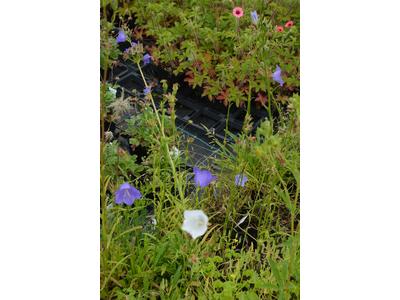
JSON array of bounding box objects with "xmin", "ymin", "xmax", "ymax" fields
[
  {"xmin": 233, "ymin": 7, "xmax": 244, "ymax": 18},
  {"xmin": 143, "ymin": 54, "xmax": 151, "ymax": 66},
  {"xmin": 285, "ymin": 21, "xmax": 293, "ymax": 28},
  {"xmin": 193, "ymin": 167, "xmax": 217, "ymax": 188},
  {"xmin": 114, "ymin": 183, "xmax": 142, "ymax": 205},
  {"xmin": 235, "ymin": 174, "xmax": 249, "ymax": 187},
  {"xmin": 276, "ymin": 26, "xmax": 284, "ymax": 33},
  {"xmin": 116, "ymin": 30, "xmax": 126, "ymax": 43},
  {"xmin": 272, "ymin": 65, "xmax": 284, "ymax": 87}
]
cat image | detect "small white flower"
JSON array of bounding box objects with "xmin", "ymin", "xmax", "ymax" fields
[
  {"xmin": 169, "ymin": 146, "xmax": 180, "ymax": 159},
  {"xmin": 181, "ymin": 210, "xmax": 208, "ymax": 239},
  {"xmin": 108, "ymin": 87, "xmax": 117, "ymax": 97}
]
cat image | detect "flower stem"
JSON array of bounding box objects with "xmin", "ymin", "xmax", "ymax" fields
[{"xmin": 136, "ymin": 63, "xmax": 185, "ymax": 207}]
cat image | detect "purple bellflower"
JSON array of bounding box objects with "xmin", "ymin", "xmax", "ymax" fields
[
  {"xmin": 114, "ymin": 183, "xmax": 142, "ymax": 205},
  {"xmin": 250, "ymin": 11, "xmax": 259, "ymax": 25},
  {"xmin": 143, "ymin": 54, "xmax": 151, "ymax": 66},
  {"xmin": 235, "ymin": 173, "xmax": 249, "ymax": 187},
  {"xmin": 272, "ymin": 65, "xmax": 284, "ymax": 87},
  {"xmin": 116, "ymin": 30, "xmax": 126, "ymax": 44},
  {"xmin": 193, "ymin": 167, "xmax": 217, "ymax": 188},
  {"xmin": 143, "ymin": 87, "xmax": 150, "ymax": 94}
]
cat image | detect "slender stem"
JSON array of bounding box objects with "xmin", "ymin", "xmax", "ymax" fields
[
  {"xmin": 115, "ymin": 114, "xmax": 123, "ymax": 184},
  {"xmin": 137, "ymin": 63, "xmax": 185, "ymax": 206}
]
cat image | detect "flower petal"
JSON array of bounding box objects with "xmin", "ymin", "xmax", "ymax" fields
[
  {"xmin": 181, "ymin": 210, "xmax": 209, "ymax": 239},
  {"xmin": 272, "ymin": 65, "xmax": 284, "ymax": 87},
  {"xmin": 114, "ymin": 183, "xmax": 142, "ymax": 205},
  {"xmin": 235, "ymin": 174, "xmax": 249, "ymax": 187},
  {"xmin": 193, "ymin": 168, "xmax": 217, "ymax": 188},
  {"xmin": 116, "ymin": 30, "xmax": 126, "ymax": 43}
]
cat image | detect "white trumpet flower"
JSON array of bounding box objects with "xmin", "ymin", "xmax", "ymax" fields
[{"xmin": 181, "ymin": 210, "xmax": 209, "ymax": 239}]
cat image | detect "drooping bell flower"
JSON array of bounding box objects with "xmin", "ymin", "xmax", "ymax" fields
[
  {"xmin": 142, "ymin": 54, "xmax": 151, "ymax": 66},
  {"xmin": 250, "ymin": 10, "xmax": 259, "ymax": 25},
  {"xmin": 272, "ymin": 65, "xmax": 284, "ymax": 87},
  {"xmin": 116, "ymin": 30, "xmax": 126, "ymax": 43}
]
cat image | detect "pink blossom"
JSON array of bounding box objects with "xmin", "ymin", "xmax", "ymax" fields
[
  {"xmin": 285, "ymin": 21, "xmax": 293, "ymax": 28},
  {"xmin": 233, "ymin": 7, "xmax": 244, "ymax": 18}
]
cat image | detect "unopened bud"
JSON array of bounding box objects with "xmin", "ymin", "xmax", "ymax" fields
[{"xmin": 160, "ymin": 79, "xmax": 168, "ymax": 93}]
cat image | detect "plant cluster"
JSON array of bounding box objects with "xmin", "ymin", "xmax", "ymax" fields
[
  {"xmin": 100, "ymin": 1, "xmax": 300, "ymax": 299},
  {"xmin": 117, "ymin": 0, "xmax": 300, "ymax": 108}
]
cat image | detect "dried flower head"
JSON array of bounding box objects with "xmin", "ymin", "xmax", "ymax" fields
[
  {"xmin": 104, "ymin": 131, "xmax": 114, "ymax": 143},
  {"xmin": 189, "ymin": 254, "xmax": 198, "ymax": 264},
  {"xmin": 107, "ymin": 96, "xmax": 131, "ymax": 118}
]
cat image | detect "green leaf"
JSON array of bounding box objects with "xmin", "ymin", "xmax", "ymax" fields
[
  {"xmin": 171, "ymin": 265, "xmax": 182, "ymax": 285},
  {"xmin": 243, "ymin": 269, "xmax": 254, "ymax": 277},
  {"xmin": 213, "ymin": 279, "xmax": 223, "ymax": 289},
  {"xmin": 268, "ymin": 258, "xmax": 284, "ymax": 289},
  {"xmin": 254, "ymin": 282, "xmax": 279, "ymax": 290},
  {"xmin": 153, "ymin": 243, "xmax": 167, "ymax": 266},
  {"xmin": 213, "ymin": 256, "xmax": 223, "ymax": 263}
]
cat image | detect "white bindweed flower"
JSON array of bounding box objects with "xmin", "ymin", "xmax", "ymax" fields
[{"xmin": 181, "ymin": 210, "xmax": 208, "ymax": 239}]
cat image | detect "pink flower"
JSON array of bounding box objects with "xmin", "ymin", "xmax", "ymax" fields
[
  {"xmin": 276, "ymin": 26, "xmax": 284, "ymax": 32},
  {"xmin": 233, "ymin": 7, "xmax": 244, "ymax": 18},
  {"xmin": 250, "ymin": 25, "xmax": 254, "ymax": 28},
  {"xmin": 285, "ymin": 21, "xmax": 293, "ymax": 28}
]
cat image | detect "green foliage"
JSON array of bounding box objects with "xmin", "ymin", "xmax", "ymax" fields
[
  {"xmin": 116, "ymin": 0, "xmax": 300, "ymax": 107},
  {"xmin": 100, "ymin": 93, "xmax": 301, "ymax": 299},
  {"xmin": 125, "ymin": 105, "xmax": 173, "ymax": 150},
  {"xmin": 100, "ymin": 82, "xmax": 119, "ymax": 116},
  {"xmin": 100, "ymin": 28, "xmax": 122, "ymax": 70},
  {"xmin": 103, "ymin": 141, "xmax": 144, "ymax": 184},
  {"xmin": 101, "ymin": 2, "xmax": 300, "ymax": 299}
]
